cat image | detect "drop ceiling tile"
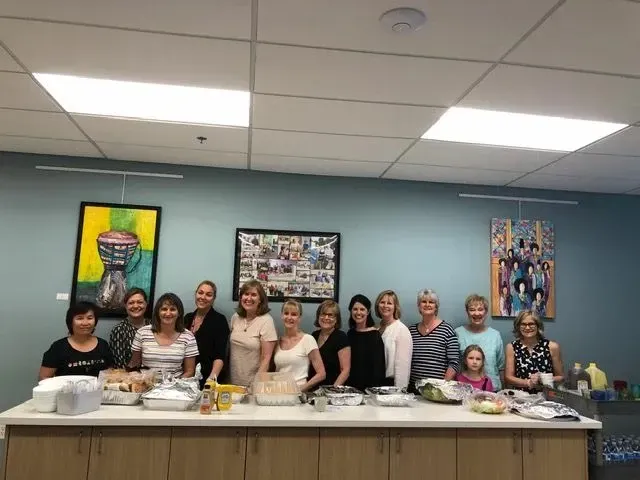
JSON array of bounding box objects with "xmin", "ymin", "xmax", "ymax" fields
[
  {"xmin": 251, "ymin": 129, "xmax": 412, "ymax": 162},
  {"xmin": 506, "ymin": 0, "xmax": 640, "ymax": 76},
  {"xmin": 0, "ymin": 19, "xmax": 250, "ymax": 90},
  {"xmin": 508, "ymin": 172, "xmax": 640, "ymax": 194},
  {"xmin": 255, "ymin": 44, "xmax": 490, "ymax": 106},
  {"xmin": 98, "ymin": 143, "xmax": 248, "ymax": 168},
  {"xmin": 253, "ymin": 95, "xmax": 444, "ymax": 138},
  {"xmin": 0, "ymin": 0, "xmax": 251, "ymax": 39},
  {"xmin": 0, "ymin": 48, "xmax": 23, "ymax": 72},
  {"xmin": 461, "ymin": 65, "xmax": 640, "ymax": 124},
  {"xmin": 400, "ymin": 140, "xmax": 562, "ymax": 172},
  {"xmin": 0, "ymin": 109, "xmax": 85, "ymax": 140},
  {"xmin": 582, "ymin": 126, "xmax": 640, "ymax": 156},
  {"xmin": 0, "ymin": 136, "xmax": 101, "ymax": 157},
  {"xmin": 73, "ymin": 116, "xmax": 248, "ymax": 152},
  {"xmin": 383, "ymin": 163, "xmax": 521, "ymax": 185},
  {"xmin": 258, "ymin": 0, "xmax": 558, "ymax": 61},
  {"xmin": 251, "ymin": 154, "xmax": 389, "ymax": 178},
  {"xmin": 0, "ymin": 72, "xmax": 61, "ymax": 111},
  {"xmin": 537, "ymin": 153, "xmax": 640, "ymax": 179}
]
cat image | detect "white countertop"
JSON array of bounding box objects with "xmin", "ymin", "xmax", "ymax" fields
[{"xmin": 0, "ymin": 398, "xmax": 601, "ymax": 429}]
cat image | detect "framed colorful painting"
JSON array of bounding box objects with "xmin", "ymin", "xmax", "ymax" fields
[
  {"xmin": 490, "ymin": 218, "xmax": 555, "ymax": 318},
  {"xmin": 232, "ymin": 228, "xmax": 341, "ymax": 303},
  {"xmin": 70, "ymin": 202, "xmax": 162, "ymax": 317}
]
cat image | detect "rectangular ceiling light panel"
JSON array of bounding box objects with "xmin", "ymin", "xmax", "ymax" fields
[
  {"xmin": 422, "ymin": 107, "xmax": 627, "ymax": 152},
  {"xmin": 34, "ymin": 73, "xmax": 250, "ymax": 127}
]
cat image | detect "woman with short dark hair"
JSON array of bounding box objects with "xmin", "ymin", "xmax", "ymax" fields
[
  {"xmin": 39, "ymin": 302, "xmax": 113, "ymax": 380},
  {"xmin": 346, "ymin": 294, "xmax": 385, "ymax": 392},
  {"xmin": 309, "ymin": 300, "xmax": 350, "ymax": 386},
  {"xmin": 128, "ymin": 293, "xmax": 199, "ymax": 378}
]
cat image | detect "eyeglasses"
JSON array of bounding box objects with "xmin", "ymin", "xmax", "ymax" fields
[
  {"xmin": 320, "ymin": 313, "xmax": 337, "ymax": 319},
  {"xmin": 520, "ymin": 322, "xmax": 538, "ymax": 330}
]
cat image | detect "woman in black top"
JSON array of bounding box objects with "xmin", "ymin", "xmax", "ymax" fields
[
  {"xmin": 346, "ymin": 294, "xmax": 386, "ymax": 392},
  {"xmin": 184, "ymin": 280, "xmax": 230, "ymax": 387},
  {"xmin": 309, "ymin": 300, "xmax": 350, "ymax": 386},
  {"xmin": 40, "ymin": 302, "xmax": 113, "ymax": 379}
]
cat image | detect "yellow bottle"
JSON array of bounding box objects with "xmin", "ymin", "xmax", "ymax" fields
[
  {"xmin": 585, "ymin": 362, "xmax": 608, "ymax": 390},
  {"xmin": 215, "ymin": 384, "xmax": 234, "ymax": 412}
]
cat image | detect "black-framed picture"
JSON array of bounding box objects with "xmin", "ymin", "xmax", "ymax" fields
[
  {"xmin": 232, "ymin": 228, "xmax": 341, "ymax": 303},
  {"xmin": 70, "ymin": 202, "xmax": 162, "ymax": 317}
]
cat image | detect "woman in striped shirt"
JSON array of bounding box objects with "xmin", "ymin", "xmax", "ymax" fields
[
  {"xmin": 409, "ymin": 289, "xmax": 460, "ymax": 391},
  {"xmin": 129, "ymin": 293, "xmax": 199, "ymax": 378}
]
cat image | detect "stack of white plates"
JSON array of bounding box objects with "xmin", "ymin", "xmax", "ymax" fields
[
  {"xmin": 33, "ymin": 375, "xmax": 96, "ymax": 413},
  {"xmin": 32, "ymin": 384, "xmax": 60, "ymax": 412}
]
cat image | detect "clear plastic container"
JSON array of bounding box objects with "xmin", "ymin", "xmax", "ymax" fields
[{"xmin": 252, "ymin": 372, "xmax": 301, "ymax": 406}]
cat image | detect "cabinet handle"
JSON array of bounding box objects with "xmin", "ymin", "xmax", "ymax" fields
[
  {"xmin": 77, "ymin": 430, "xmax": 83, "ymax": 454},
  {"xmin": 395, "ymin": 433, "xmax": 401, "ymax": 453},
  {"xmin": 98, "ymin": 431, "xmax": 103, "ymax": 455},
  {"xmin": 236, "ymin": 430, "xmax": 241, "ymax": 454},
  {"xmin": 378, "ymin": 432, "xmax": 384, "ymax": 453},
  {"xmin": 528, "ymin": 432, "xmax": 534, "ymax": 453},
  {"xmin": 253, "ymin": 432, "xmax": 259, "ymax": 454},
  {"xmin": 512, "ymin": 432, "xmax": 518, "ymax": 454}
]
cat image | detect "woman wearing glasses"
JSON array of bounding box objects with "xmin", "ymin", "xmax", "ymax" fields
[
  {"xmin": 309, "ymin": 300, "xmax": 350, "ymax": 386},
  {"xmin": 505, "ymin": 310, "xmax": 564, "ymax": 392}
]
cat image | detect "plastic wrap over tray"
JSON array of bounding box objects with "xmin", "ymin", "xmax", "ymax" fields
[{"xmin": 365, "ymin": 387, "xmax": 415, "ymax": 407}]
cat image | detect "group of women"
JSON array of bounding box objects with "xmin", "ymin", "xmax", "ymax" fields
[{"xmin": 39, "ymin": 280, "xmax": 565, "ymax": 395}]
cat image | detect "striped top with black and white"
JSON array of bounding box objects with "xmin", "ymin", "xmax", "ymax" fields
[
  {"xmin": 131, "ymin": 325, "xmax": 199, "ymax": 376},
  {"xmin": 409, "ymin": 321, "xmax": 460, "ymax": 387}
]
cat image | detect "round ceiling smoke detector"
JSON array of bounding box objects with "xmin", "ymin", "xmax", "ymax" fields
[{"xmin": 379, "ymin": 7, "xmax": 427, "ymax": 34}]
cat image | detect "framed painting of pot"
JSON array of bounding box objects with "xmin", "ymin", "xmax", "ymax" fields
[{"xmin": 70, "ymin": 202, "xmax": 162, "ymax": 317}]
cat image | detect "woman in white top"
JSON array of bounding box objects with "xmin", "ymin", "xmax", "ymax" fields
[
  {"xmin": 273, "ymin": 299, "xmax": 326, "ymax": 391},
  {"xmin": 129, "ymin": 293, "xmax": 199, "ymax": 377},
  {"xmin": 375, "ymin": 290, "xmax": 412, "ymax": 389},
  {"xmin": 229, "ymin": 280, "xmax": 278, "ymax": 387}
]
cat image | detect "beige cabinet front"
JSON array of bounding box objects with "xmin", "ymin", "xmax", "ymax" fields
[
  {"xmin": 319, "ymin": 428, "xmax": 389, "ymax": 480},
  {"xmin": 87, "ymin": 427, "xmax": 171, "ymax": 480},
  {"xmin": 168, "ymin": 427, "xmax": 247, "ymax": 480},
  {"xmin": 457, "ymin": 429, "xmax": 523, "ymax": 480},
  {"xmin": 522, "ymin": 429, "xmax": 587, "ymax": 480},
  {"xmin": 390, "ymin": 428, "xmax": 456, "ymax": 480},
  {"xmin": 4, "ymin": 425, "xmax": 91, "ymax": 480},
  {"xmin": 245, "ymin": 428, "xmax": 319, "ymax": 480}
]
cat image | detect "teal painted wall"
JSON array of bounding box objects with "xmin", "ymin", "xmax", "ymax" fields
[{"xmin": 1, "ymin": 151, "xmax": 638, "ymax": 416}]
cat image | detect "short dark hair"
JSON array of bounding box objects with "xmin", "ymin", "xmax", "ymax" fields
[
  {"xmin": 314, "ymin": 300, "xmax": 342, "ymax": 329},
  {"xmin": 65, "ymin": 302, "xmax": 99, "ymax": 334},
  {"xmin": 348, "ymin": 294, "xmax": 374, "ymax": 329},
  {"xmin": 236, "ymin": 280, "xmax": 270, "ymax": 317},
  {"xmin": 151, "ymin": 293, "xmax": 185, "ymax": 333},
  {"xmin": 124, "ymin": 287, "xmax": 147, "ymax": 304}
]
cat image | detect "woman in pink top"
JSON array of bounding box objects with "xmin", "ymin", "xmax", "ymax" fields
[{"xmin": 456, "ymin": 345, "xmax": 494, "ymax": 392}]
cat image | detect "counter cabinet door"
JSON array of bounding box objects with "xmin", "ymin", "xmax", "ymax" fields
[
  {"xmin": 390, "ymin": 428, "xmax": 456, "ymax": 480},
  {"xmin": 245, "ymin": 427, "xmax": 319, "ymax": 480},
  {"xmin": 522, "ymin": 429, "xmax": 587, "ymax": 480},
  {"xmin": 4, "ymin": 425, "xmax": 91, "ymax": 480},
  {"xmin": 87, "ymin": 426, "xmax": 171, "ymax": 480},
  {"xmin": 457, "ymin": 429, "xmax": 523, "ymax": 480},
  {"xmin": 319, "ymin": 428, "xmax": 389, "ymax": 480},
  {"xmin": 168, "ymin": 427, "xmax": 247, "ymax": 480}
]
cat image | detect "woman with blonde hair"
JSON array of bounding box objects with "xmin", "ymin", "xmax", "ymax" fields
[
  {"xmin": 229, "ymin": 280, "xmax": 277, "ymax": 387},
  {"xmin": 273, "ymin": 299, "xmax": 325, "ymax": 392},
  {"xmin": 375, "ymin": 290, "xmax": 412, "ymax": 389},
  {"xmin": 309, "ymin": 300, "xmax": 350, "ymax": 386},
  {"xmin": 505, "ymin": 310, "xmax": 564, "ymax": 392}
]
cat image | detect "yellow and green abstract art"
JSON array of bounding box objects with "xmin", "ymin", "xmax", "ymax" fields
[{"xmin": 71, "ymin": 202, "xmax": 162, "ymax": 316}]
